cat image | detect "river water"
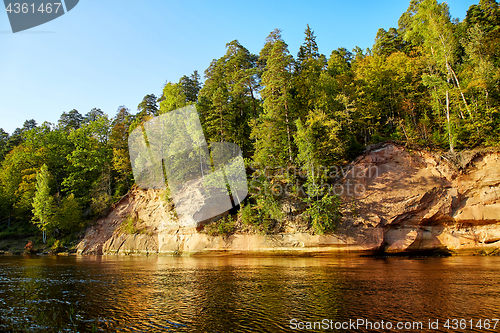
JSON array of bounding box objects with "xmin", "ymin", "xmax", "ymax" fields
[{"xmin": 0, "ymin": 255, "xmax": 500, "ymax": 332}]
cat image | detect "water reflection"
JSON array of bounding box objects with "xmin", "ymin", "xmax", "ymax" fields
[{"xmin": 0, "ymin": 255, "xmax": 500, "ymax": 332}]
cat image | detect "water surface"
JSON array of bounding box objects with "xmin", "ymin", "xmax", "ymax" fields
[{"xmin": 1, "ymin": 255, "xmax": 499, "ymax": 332}]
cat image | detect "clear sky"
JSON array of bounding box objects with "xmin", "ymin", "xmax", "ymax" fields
[{"xmin": 0, "ymin": 0, "xmax": 476, "ymax": 134}]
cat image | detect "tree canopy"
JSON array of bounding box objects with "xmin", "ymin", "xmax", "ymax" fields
[{"xmin": 1, "ymin": 0, "xmax": 499, "ymax": 241}]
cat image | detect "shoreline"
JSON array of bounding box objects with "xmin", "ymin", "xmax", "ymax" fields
[{"xmin": 2, "ymin": 247, "xmax": 499, "ymax": 257}]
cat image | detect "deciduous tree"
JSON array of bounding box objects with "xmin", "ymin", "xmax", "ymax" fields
[{"xmin": 32, "ymin": 164, "xmax": 54, "ymax": 243}]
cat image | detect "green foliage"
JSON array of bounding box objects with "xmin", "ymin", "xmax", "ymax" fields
[
  {"xmin": 51, "ymin": 239, "xmax": 63, "ymax": 252},
  {"xmin": 32, "ymin": 164, "xmax": 83, "ymax": 239},
  {"xmin": 1, "ymin": 107, "xmax": 135, "ymax": 240},
  {"xmin": 110, "ymin": 106, "xmax": 133, "ymax": 197},
  {"xmin": 63, "ymin": 115, "xmax": 112, "ymax": 208},
  {"xmin": 198, "ymin": 40, "xmax": 260, "ymax": 156},
  {"xmin": 351, "ymin": 198, "xmax": 358, "ymax": 218},
  {"xmin": 84, "ymin": 108, "xmax": 106, "ymax": 125},
  {"xmin": 373, "ymin": 27, "xmax": 410, "ymax": 56},
  {"xmin": 256, "ymin": 196, "xmax": 283, "ymax": 233},
  {"xmin": 32, "ymin": 164, "xmax": 54, "ymax": 237},
  {"xmin": 158, "ymin": 83, "xmax": 187, "ymax": 114},
  {"xmin": 58, "ymin": 109, "xmax": 83, "ymax": 131},
  {"xmin": 161, "ymin": 187, "xmax": 172, "ymax": 204},
  {"xmin": 239, "ymin": 202, "xmax": 258, "ymax": 226},
  {"xmin": 251, "ymin": 37, "xmax": 295, "ymax": 167},
  {"xmin": 54, "ymin": 193, "xmax": 82, "ymax": 233},
  {"xmin": 204, "ymin": 215, "xmax": 235, "ymax": 236},
  {"xmin": 137, "ymin": 94, "xmax": 159, "ymax": 118},
  {"xmin": 0, "ymin": 128, "xmax": 9, "ymax": 161},
  {"xmin": 402, "ymin": 0, "xmax": 474, "ymax": 152},
  {"xmin": 90, "ymin": 173, "xmax": 112, "ymax": 216},
  {"xmin": 1, "ymin": 146, "xmax": 37, "ymax": 220},
  {"xmin": 179, "ymin": 70, "xmax": 202, "ymax": 103},
  {"xmin": 239, "ymin": 194, "xmax": 283, "ymax": 234},
  {"xmin": 1, "ymin": 0, "xmax": 500, "ymax": 244},
  {"xmin": 217, "ymin": 217, "xmax": 235, "ymax": 235},
  {"xmin": 295, "ymin": 111, "xmax": 344, "ymax": 183},
  {"xmin": 119, "ymin": 215, "xmax": 142, "ymax": 234},
  {"xmin": 295, "ymin": 24, "xmax": 326, "ymax": 121},
  {"xmin": 0, "ymin": 222, "xmax": 37, "ymax": 240},
  {"xmin": 303, "ymin": 194, "xmax": 341, "ymax": 234}
]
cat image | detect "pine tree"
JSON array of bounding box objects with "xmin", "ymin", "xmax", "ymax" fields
[
  {"xmin": 252, "ymin": 39, "xmax": 295, "ymax": 167},
  {"xmin": 0, "ymin": 129, "xmax": 9, "ymax": 161},
  {"xmin": 137, "ymin": 94, "xmax": 159, "ymax": 118},
  {"xmin": 373, "ymin": 28, "xmax": 409, "ymax": 57},
  {"xmin": 295, "ymin": 25, "xmax": 326, "ymax": 120},
  {"xmin": 258, "ymin": 29, "xmax": 283, "ymax": 75},
  {"xmin": 58, "ymin": 110, "xmax": 84, "ymax": 131},
  {"xmin": 83, "ymin": 108, "xmax": 105, "ymax": 124},
  {"xmin": 297, "ymin": 24, "xmax": 320, "ymax": 65},
  {"xmin": 198, "ymin": 40, "xmax": 260, "ymax": 156},
  {"xmin": 179, "ymin": 71, "xmax": 202, "ymax": 103}
]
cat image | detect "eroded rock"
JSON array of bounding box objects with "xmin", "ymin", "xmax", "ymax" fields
[{"xmin": 76, "ymin": 143, "xmax": 500, "ymax": 255}]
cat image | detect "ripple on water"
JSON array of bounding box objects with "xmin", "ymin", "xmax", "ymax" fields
[{"xmin": 1, "ymin": 256, "xmax": 500, "ymax": 332}]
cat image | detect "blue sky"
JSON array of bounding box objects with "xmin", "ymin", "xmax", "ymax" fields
[{"xmin": 0, "ymin": 0, "xmax": 476, "ymax": 134}]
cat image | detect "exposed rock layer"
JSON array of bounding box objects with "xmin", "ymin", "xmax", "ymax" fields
[{"xmin": 76, "ymin": 143, "xmax": 500, "ymax": 256}]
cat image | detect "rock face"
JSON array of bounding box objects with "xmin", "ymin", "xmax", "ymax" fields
[
  {"xmin": 339, "ymin": 143, "xmax": 500, "ymax": 254},
  {"xmin": 76, "ymin": 143, "xmax": 500, "ymax": 256}
]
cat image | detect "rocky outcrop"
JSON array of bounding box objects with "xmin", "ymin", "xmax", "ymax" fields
[
  {"xmin": 76, "ymin": 143, "xmax": 500, "ymax": 256},
  {"xmin": 339, "ymin": 143, "xmax": 500, "ymax": 254}
]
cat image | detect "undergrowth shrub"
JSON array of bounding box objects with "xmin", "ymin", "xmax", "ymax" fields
[
  {"xmin": 303, "ymin": 193, "xmax": 341, "ymax": 234},
  {"xmin": 204, "ymin": 216, "xmax": 235, "ymax": 236},
  {"xmin": 119, "ymin": 215, "xmax": 142, "ymax": 234},
  {"xmin": 239, "ymin": 195, "xmax": 283, "ymax": 234}
]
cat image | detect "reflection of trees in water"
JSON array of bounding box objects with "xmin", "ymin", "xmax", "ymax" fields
[
  {"xmin": 0, "ymin": 257, "xmax": 98, "ymax": 332},
  {"xmin": 148, "ymin": 257, "xmax": 346, "ymax": 332},
  {"xmin": 4, "ymin": 256, "xmax": 500, "ymax": 332},
  {"xmin": 87, "ymin": 257, "xmax": 165, "ymax": 331}
]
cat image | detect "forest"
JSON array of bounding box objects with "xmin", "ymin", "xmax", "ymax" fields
[{"xmin": 0, "ymin": 0, "xmax": 499, "ymax": 247}]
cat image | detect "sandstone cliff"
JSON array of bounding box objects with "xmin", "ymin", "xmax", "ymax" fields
[{"xmin": 76, "ymin": 143, "xmax": 500, "ymax": 256}]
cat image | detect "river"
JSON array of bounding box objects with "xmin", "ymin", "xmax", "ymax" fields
[{"xmin": 0, "ymin": 255, "xmax": 500, "ymax": 332}]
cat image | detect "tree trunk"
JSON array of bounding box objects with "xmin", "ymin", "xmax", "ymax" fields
[
  {"xmin": 220, "ymin": 108, "xmax": 223, "ymax": 142},
  {"xmin": 447, "ymin": 62, "xmax": 472, "ymax": 118},
  {"xmin": 284, "ymin": 100, "xmax": 293, "ymax": 163},
  {"xmin": 445, "ymin": 88, "xmax": 454, "ymax": 153}
]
